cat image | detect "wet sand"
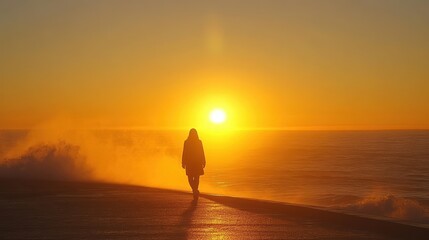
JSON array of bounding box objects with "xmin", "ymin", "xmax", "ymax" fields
[{"xmin": 0, "ymin": 179, "xmax": 427, "ymax": 239}]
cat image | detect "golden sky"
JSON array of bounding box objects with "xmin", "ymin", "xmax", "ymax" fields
[{"xmin": 1, "ymin": 0, "xmax": 428, "ymax": 129}]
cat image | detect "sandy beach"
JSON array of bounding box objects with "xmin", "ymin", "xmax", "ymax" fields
[{"xmin": 1, "ymin": 179, "xmax": 427, "ymax": 240}]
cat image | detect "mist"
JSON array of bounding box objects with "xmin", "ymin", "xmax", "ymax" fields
[{"xmin": 0, "ymin": 126, "xmax": 191, "ymax": 191}]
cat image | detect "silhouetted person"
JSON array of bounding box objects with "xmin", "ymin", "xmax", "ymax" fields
[{"xmin": 182, "ymin": 128, "xmax": 206, "ymax": 200}]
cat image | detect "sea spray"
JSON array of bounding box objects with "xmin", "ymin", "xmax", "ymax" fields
[
  {"xmin": 342, "ymin": 195, "xmax": 429, "ymax": 223},
  {"xmin": 0, "ymin": 129, "xmax": 190, "ymax": 190},
  {"xmin": 0, "ymin": 141, "xmax": 91, "ymax": 180}
]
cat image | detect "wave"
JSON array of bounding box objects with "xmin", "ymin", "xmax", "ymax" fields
[
  {"xmin": 0, "ymin": 141, "xmax": 92, "ymax": 181},
  {"xmin": 341, "ymin": 195, "xmax": 429, "ymax": 223},
  {"xmin": 0, "ymin": 130, "xmax": 188, "ymax": 190}
]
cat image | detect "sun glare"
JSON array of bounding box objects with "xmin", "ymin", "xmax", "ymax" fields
[{"xmin": 209, "ymin": 109, "xmax": 226, "ymax": 124}]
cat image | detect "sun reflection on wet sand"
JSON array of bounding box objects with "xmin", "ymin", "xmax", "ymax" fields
[
  {"xmin": 178, "ymin": 197, "xmax": 386, "ymax": 240},
  {"xmin": 181, "ymin": 200, "xmax": 234, "ymax": 240}
]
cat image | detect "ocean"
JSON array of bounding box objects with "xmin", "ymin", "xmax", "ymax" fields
[{"xmin": 1, "ymin": 129, "xmax": 428, "ymax": 226}]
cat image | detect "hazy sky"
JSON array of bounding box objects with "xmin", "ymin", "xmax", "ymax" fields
[{"xmin": 1, "ymin": 0, "xmax": 428, "ymax": 129}]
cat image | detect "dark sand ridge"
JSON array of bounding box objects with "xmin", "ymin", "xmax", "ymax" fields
[{"xmin": 0, "ymin": 179, "xmax": 428, "ymax": 240}]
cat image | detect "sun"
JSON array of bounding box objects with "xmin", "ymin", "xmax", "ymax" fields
[{"xmin": 209, "ymin": 108, "xmax": 227, "ymax": 124}]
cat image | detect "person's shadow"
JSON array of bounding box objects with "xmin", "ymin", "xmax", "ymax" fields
[{"xmin": 177, "ymin": 200, "xmax": 198, "ymax": 239}]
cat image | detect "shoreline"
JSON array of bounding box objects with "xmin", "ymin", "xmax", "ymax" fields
[{"xmin": 1, "ymin": 178, "xmax": 428, "ymax": 239}]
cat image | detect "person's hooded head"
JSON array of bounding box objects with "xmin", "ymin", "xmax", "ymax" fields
[{"xmin": 187, "ymin": 128, "xmax": 199, "ymax": 141}]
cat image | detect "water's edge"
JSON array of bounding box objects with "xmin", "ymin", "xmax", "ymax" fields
[{"xmin": 1, "ymin": 178, "xmax": 428, "ymax": 239}]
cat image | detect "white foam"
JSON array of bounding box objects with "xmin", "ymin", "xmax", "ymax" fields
[{"xmin": 342, "ymin": 194, "xmax": 429, "ymax": 223}]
